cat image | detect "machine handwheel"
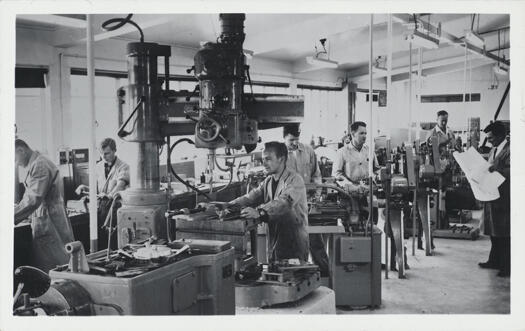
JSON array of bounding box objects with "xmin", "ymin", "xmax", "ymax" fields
[{"xmin": 196, "ymin": 117, "xmax": 222, "ymax": 142}]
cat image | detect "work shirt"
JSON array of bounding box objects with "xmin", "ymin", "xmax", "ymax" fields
[
  {"xmin": 426, "ymin": 125, "xmax": 461, "ymax": 183},
  {"xmin": 332, "ymin": 142, "xmax": 379, "ymax": 183},
  {"xmin": 15, "ymin": 151, "xmax": 74, "ymax": 272},
  {"xmin": 95, "ymin": 156, "xmax": 130, "ymax": 194},
  {"xmin": 230, "ymin": 168, "xmax": 309, "ymax": 262},
  {"xmin": 286, "ymin": 142, "xmax": 322, "ymax": 184},
  {"xmin": 426, "ymin": 125, "xmax": 460, "ymax": 157}
]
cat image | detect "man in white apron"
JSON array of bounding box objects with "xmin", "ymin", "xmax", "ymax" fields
[{"xmin": 15, "ymin": 139, "xmax": 74, "ymax": 273}]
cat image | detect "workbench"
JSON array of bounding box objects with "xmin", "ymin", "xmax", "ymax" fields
[{"xmin": 62, "ymin": 181, "xmax": 245, "ymax": 252}]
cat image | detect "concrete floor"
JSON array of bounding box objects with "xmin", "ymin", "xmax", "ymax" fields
[{"xmin": 337, "ymin": 235, "xmax": 510, "ymax": 314}]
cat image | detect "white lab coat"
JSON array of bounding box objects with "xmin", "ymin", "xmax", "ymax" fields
[
  {"xmin": 96, "ymin": 156, "xmax": 130, "ymax": 194},
  {"xmin": 15, "ymin": 152, "xmax": 74, "ymax": 272}
]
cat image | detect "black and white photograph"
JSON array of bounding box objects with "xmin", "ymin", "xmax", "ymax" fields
[{"xmin": 1, "ymin": 1, "xmax": 524, "ymax": 331}]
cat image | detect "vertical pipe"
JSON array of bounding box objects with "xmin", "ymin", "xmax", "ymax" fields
[
  {"xmin": 385, "ymin": 14, "xmax": 393, "ymax": 280},
  {"xmin": 86, "ymin": 15, "xmax": 98, "ymax": 253},
  {"xmin": 166, "ymin": 135, "xmax": 171, "ymax": 241},
  {"xmin": 368, "ymin": 13, "xmax": 375, "ymax": 306},
  {"xmin": 463, "ymin": 42, "xmax": 468, "ymax": 106},
  {"xmin": 408, "ymin": 41, "xmax": 415, "ymax": 256},
  {"xmin": 417, "ymin": 48, "xmax": 423, "ymax": 140},
  {"xmin": 367, "ymin": 14, "xmax": 374, "ymax": 235},
  {"xmin": 408, "ymin": 42, "xmax": 413, "ymax": 143}
]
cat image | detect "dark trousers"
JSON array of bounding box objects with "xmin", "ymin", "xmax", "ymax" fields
[
  {"xmin": 487, "ymin": 236, "xmax": 510, "ymax": 274},
  {"xmin": 309, "ymin": 234, "xmax": 330, "ymax": 277}
]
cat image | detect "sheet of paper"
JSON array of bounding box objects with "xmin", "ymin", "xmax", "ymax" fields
[{"xmin": 453, "ymin": 147, "xmax": 505, "ymax": 202}]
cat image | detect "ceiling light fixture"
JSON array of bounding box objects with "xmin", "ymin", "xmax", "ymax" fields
[
  {"xmin": 493, "ymin": 63, "xmax": 508, "ymax": 76},
  {"xmin": 405, "ymin": 14, "xmax": 440, "ymax": 49},
  {"xmin": 464, "ymin": 14, "xmax": 485, "ymax": 49},
  {"xmin": 464, "ymin": 30, "xmax": 485, "ymax": 48},
  {"xmin": 405, "ymin": 30, "xmax": 440, "ymax": 49},
  {"xmin": 306, "ymin": 56, "xmax": 339, "ymax": 69},
  {"xmin": 306, "ymin": 38, "xmax": 339, "ymax": 69}
]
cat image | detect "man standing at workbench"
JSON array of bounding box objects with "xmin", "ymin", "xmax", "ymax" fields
[
  {"xmin": 14, "ymin": 139, "xmax": 75, "ymax": 272},
  {"xmin": 426, "ymin": 110, "xmax": 463, "ymax": 226},
  {"xmin": 282, "ymin": 124, "xmax": 329, "ymax": 276},
  {"xmin": 75, "ymin": 137, "xmax": 129, "ymax": 248},
  {"xmin": 228, "ymin": 141, "xmax": 310, "ymax": 263},
  {"xmin": 333, "ymin": 121, "xmax": 379, "ymax": 196},
  {"xmin": 75, "ymin": 137, "xmax": 130, "ymax": 199}
]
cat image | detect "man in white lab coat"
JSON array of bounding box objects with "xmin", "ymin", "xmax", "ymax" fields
[{"xmin": 14, "ymin": 139, "xmax": 75, "ymax": 272}]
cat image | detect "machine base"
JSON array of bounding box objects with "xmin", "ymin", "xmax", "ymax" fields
[
  {"xmin": 433, "ymin": 224, "xmax": 480, "ymax": 240},
  {"xmin": 236, "ymin": 286, "xmax": 335, "ymax": 314},
  {"xmin": 235, "ymin": 271, "xmax": 321, "ymax": 308},
  {"xmin": 49, "ymin": 245, "xmax": 235, "ymax": 315},
  {"xmin": 405, "ymin": 219, "xmax": 481, "ymax": 241}
]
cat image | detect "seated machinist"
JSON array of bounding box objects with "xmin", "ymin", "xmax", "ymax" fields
[{"xmin": 226, "ymin": 141, "xmax": 310, "ymax": 263}]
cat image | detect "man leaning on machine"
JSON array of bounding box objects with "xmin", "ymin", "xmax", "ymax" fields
[
  {"xmin": 226, "ymin": 141, "xmax": 310, "ymax": 263},
  {"xmin": 333, "ymin": 121, "xmax": 379, "ymax": 223}
]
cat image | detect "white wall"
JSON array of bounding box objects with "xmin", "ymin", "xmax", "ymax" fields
[{"xmin": 352, "ymin": 63, "xmax": 510, "ymax": 143}]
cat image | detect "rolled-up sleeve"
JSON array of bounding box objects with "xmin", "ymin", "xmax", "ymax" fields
[
  {"xmin": 117, "ymin": 163, "xmax": 130, "ymax": 186},
  {"xmin": 310, "ymin": 149, "xmax": 322, "ymax": 184},
  {"xmin": 332, "ymin": 148, "xmax": 346, "ymax": 180}
]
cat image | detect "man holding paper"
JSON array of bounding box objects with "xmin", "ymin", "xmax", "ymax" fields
[{"xmin": 479, "ymin": 121, "xmax": 510, "ymax": 277}]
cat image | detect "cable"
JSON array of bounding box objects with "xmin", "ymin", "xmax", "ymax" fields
[
  {"xmin": 169, "ymin": 138, "xmax": 211, "ymax": 200},
  {"xmin": 214, "ymin": 158, "xmax": 236, "ymax": 193},
  {"xmin": 101, "ymin": 14, "xmax": 144, "ymax": 43},
  {"xmin": 214, "ymin": 167, "xmax": 234, "ymax": 193}
]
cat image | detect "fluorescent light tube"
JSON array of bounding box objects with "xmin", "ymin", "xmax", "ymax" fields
[
  {"xmin": 306, "ymin": 56, "xmax": 339, "ymax": 69},
  {"xmin": 464, "ymin": 30, "xmax": 485, "ymax": 48},
  {"xmin": 405, "ymin": 30, "xmax": 440, "ymax": 49}
]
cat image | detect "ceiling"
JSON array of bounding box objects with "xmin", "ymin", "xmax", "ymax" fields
[{"xmin": 16, "ymin": 13, "xmax": 510, "ymax": 80}]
